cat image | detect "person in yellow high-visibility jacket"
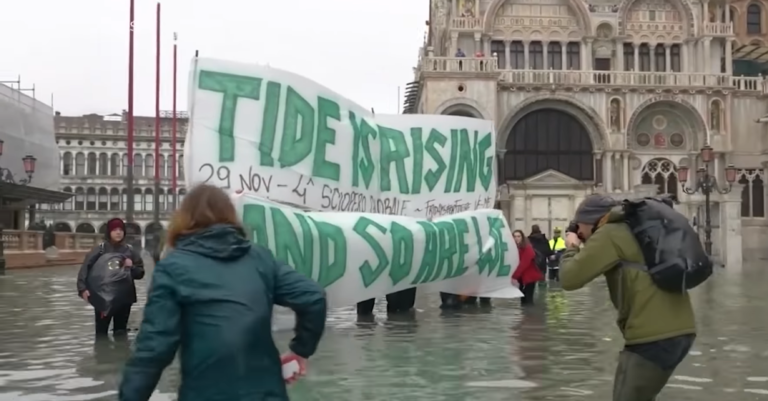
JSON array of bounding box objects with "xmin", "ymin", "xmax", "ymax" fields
[{"xmin": 547, "ymin": 227, "xmax": 566, "ymax": 281}]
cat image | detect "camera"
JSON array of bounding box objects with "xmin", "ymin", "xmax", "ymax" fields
[{"xmin": 566, "ymin": 221, "xmax": 579, "ymax": 234}]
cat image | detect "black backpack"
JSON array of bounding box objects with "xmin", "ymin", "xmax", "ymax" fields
[
  {"xmin": 622, "ymin": 196, "xmax": 713, "ymax": 293},
  {"xmin": 533, "ymin": 248, "xmax": 546, "ymax": 270}
]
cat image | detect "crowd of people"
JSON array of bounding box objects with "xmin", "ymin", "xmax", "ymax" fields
[{"xmin": 75, "ymin": 186, "xmax": 704, "ymax": 401}]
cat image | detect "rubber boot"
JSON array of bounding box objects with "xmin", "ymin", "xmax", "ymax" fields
[{"xmin": 613, "ymin": 350, "xmax": 674, "ymax": 401}]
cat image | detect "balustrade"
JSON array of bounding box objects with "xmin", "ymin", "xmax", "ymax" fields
[
  {"xmin": 421, "ymin": 57, "xmax": 768, "ymax": 93},
  {"xmin": 2, "ymin": 230, "xmax": 101, "ymax": 252},
  {"xmin": 450, "ymin": 17, "xmax": 482, "ymax": 31},
  {"xmin": 704, "ymin": 22, "xmax": 733, "ymax": 36},
  {"xmin": 422, "ymin": 57, "xmax": 498, "ymax": 73}
]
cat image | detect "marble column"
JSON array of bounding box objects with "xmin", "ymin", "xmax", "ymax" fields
[
  {"xmin": 524, "ymin": 195, "xmax": 532, "ymax": 231},
  {"xmin": 585, "ymin": 38, "xmax": 593, "ymax": 70},
  {"xmin": 664, "ymin": 43, "xmax": 672, "ymax": 72},
  {"xmin": 523, "ymin": 41, "xmax": 530, "ymax": 69},
  {"xmin": 633, "ymin": 43, "xmax": 640, "ymax": 72},
  {"xmin": 649, "ymin": 43, "xmax": 656, "ymax": 71},
  {"xmin": 704, "ymin": 38, "xmax": 711, "ymax": 73},
  {"xmin": 604, "ymin": 152, "xmax": 614, "ymax": 192},
  {"xmin": 720, "ymin": 184, "xmax": 743, "ymax": 270},
  {"xmin": 504, "ymin": 40, "xmax": 511, "ymax": 69},
  {"xmin": 543, "ymin": 41, "xmax": 549, "ymax": 70},
  {"xmin": 623, "ymin": 152, "xmax": 630, "ymax": 191},
  {"xmin": 616, "ymin": 38, "xmax": 625, "ymax": 71},
  {"xmin": 682, "ymin": 40, "xmax": 690, "ymax": 72},
  {"xmin": 725, "ymin": 39, "xmax": 733, "ymax": 75},
  {"xmin": 561, "ymin": 41, "xmax": 568, "ymax": 70},
  {"xmin": 483, "ymin": 36, "xmax": 491, "ymax": 56},
  {"xmin": 725, "ymin": 3, "xmax": 731, "ymax": 22},
  {"xmin": 451, "ymin": 32, "xmax": 458, "ymax": 55}
]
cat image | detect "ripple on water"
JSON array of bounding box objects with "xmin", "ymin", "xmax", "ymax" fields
[{"xmin": 0, "ymin": 264, "xmax": 767, "ymax": 400}]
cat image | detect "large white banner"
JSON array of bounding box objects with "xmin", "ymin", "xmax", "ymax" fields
[
  {"xmin": 185, "ymin": 58, "xmax": 497, "ymax": 219},
  {"xmin": 233, "ymin": 194, "xmax": 521, "ymax": 307}
]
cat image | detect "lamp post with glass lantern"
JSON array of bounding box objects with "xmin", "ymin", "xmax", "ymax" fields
[
  {"xmin": 676, "ymin": 144, "xmax": 738, "ymax": 256},
  {"xmin": 0, "ymin": 138, "xmax": 39, "ymax": 274}
]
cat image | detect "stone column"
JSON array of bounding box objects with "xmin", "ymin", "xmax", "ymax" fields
[
  {"xmin": 523, "ymin": 41, "xmax": 530, "ymax": 69},
  {"xmin": 702, "ymin": 0, "xmax": 709, "ymax": 26},
  {"xmin": 623, "ymin": 152, "xmax": 630, "ymax": 191},
  {"xmin": 561, "ymin": 41, "xmax": 568, "ymax": 70},
  {"xmin": 604, "ymin": 151, "xmax": 614, "ymax": 192},
  {"xmin": 664, "ymin": 43, "xmax": 672, "ymax": 72},
  {"xmin": 451, "ymin": 32, "xmax": 458, "ymax": 55},
  {"xmin": 504, "ymin": 40, "xmax": 511, "ymax": 69},
  {"xmin": 704, "ymin": 38, "xmax": 711, "ymax": 73},
  {"xmin": 483, "ymin": 36, "xmax": 491, "ymax": 55},
  {"xmin": 616, "ymin": 38, "xmax": 625, "ymax": 71},
  {"xmin": 507, "ymin": 194, "xmax": 515, "ymax": 229},
  {"xmin": 719, "ymin": 185, "xmax": 743, "ymax": 270},
  {"xmin": 649, "ymin": 43, "xmax": 656, "ymax": 72},
  {"xmin": 474, "ymin": 32, "xmax": 482, "ymax": 54},
  {"xmin": 633, "ymin": 43, "xmax": 640, "ymax": 72},
  {"xmin": 725, "ymin": 39, "xmax": 733, "ymax": 74},
  {"xmin": 543, "ymin": 41, "xmax": 549, "ymax": 70},
  {"xmin": 524, "ymin": 195, "xmax": 533, "ymax": 231},
  {"xmin": 682, "ymin": 40, "xmax": 690, "ymax": 72},
  {"xmin": 585, "ymin": 38, "xmax": 594, "ymax": 70}
]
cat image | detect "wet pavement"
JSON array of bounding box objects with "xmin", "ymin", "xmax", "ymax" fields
[{"xmin": 0, "ymin": 263, "xmax": 767, "ymax": 400}]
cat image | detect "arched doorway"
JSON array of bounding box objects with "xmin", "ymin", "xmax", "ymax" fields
[
  {"xmin": 75, "ymin": 223, "xmax": 96, "ymax": 234},
  {"xmin": 54, "ymin": 222, "xmax": 72, "ymax": 232},
  {"xmin": 145, "ymin": 222, "xmax": 165, "ymax": 258},
  {"xmin": 504, "ymin": 108, "xmax": 594, "ymax": 181},
  {"xmin": 502, "ymin": 107, "xmax": 595, "ymax": 237},
  {"xmin": 125, "ymin": 222, "xmax": 143, "ymax": 251}
]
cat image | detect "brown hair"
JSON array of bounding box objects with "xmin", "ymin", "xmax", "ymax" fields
[
  {"xmin": 166, "ymin": 184, "xmax": 242, "ymax": 248},
  {"xmin": 512, "ymin": 229, "xmax": 529, "ymax": 247}
]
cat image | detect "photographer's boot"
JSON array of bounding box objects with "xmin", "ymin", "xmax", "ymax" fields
[{"xmin": 613, "ymin": 350, "xmax": 673, "ymax": 401}]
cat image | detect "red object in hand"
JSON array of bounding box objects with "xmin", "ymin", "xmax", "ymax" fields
[{"xmin": 281, "ymin": 353, "xmax": 307, "ymax": 384}]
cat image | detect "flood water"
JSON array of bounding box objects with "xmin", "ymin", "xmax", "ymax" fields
[{"xmin": 0, "ymin": 263, "xmax": 766, "ymax": 400}]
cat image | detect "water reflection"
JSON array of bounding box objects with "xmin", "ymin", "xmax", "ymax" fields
[{"xmin": 0, "ymin": 265, "xmax": 767, "ymax": 400}]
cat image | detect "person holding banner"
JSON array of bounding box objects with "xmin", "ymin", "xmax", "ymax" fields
[{"xmin": 119, "ymin": 185, "xmax": 328, "ymax": 401}]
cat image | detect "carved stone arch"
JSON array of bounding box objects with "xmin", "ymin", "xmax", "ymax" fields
[
  {"xmin": 434, "ymin": 97, "xmax": 490, "ymax": 119},
  {"xmin": 482, "ymin": 0, "xmax": 593, "ymax": 36},
  {"xmin": 618, "ymin": 0, "xmax": 696, "ymax": 37},
  {"xmin": 497, "ymin": 94, "xmax": 608, "ymax": 151},
  {"xmin": 626, "ymin": 97, "xmax": 707, "ymax": 149}
]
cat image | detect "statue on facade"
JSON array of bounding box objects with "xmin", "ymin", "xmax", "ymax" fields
[
  {"xmin": 460, "ymin": 0, "xmax": 476, "ymax": 17},
  {"xmin": 610, "ymin": 99, "xmax": 621, "ymax": 132},
  {"xmin": 710, "ymin": 102, "xmax": 721, "ymax": 131}
]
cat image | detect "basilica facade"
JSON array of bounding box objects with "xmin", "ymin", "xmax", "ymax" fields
[{"xmin": 408, "ymin": 0, "xmax": 768, "ymax": 267}]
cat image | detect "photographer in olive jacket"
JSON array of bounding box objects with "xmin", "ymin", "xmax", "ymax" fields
[{"xmin": 560, "ymin": 195, "xmax": 696, "ymax": 401}]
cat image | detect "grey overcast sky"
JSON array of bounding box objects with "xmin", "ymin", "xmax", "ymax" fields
[{"xmin": 0, "ymin": 0, "xmax": 428, "ymax": 116}]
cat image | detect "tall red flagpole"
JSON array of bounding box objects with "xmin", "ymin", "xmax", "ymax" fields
[
  {"xmin": 171, "ymin": 32, "xmax": 178, "ymax": 210},
  {"xmin": 126, "ymin": 0, "xmax": 136, "ymax": 224},
  {"xmin": 153, "ymin": 2, "xmax": 161, "ymax": 224}
]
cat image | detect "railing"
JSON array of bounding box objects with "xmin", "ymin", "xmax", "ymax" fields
[
  {"xmin": 421, "ymin": 57, "xmax": 768, "ymax": 93},
  {"xmin": 501, "ymin": 70, "xmax": 733, "ymax": 88},
  {"xmin": 1, "ymin": 230, "xmax": 102, "ymax": 252},
  {"xmin": 422, "ymin": 57, "xmax": 498, "ymax": 73},
  {"xmin": 704, "ymin": 22, "xmax": 733, "ymax": 36},
  {"xmin": 450, "ymin": 17, "xmax": 482, "ymax": 30}
]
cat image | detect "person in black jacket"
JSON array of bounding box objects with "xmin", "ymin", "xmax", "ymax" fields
[
  {"xmin": 76, "ymin": 218, "xmax": 145, "ymax": 336},
  {"xmin": 528, "ymin": 225, "xmax": 552, "ymax": 275}
]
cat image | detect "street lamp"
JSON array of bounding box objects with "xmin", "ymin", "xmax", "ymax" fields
[
  {"xmin": 676, "ymin": 144, "xmax": 738, "ymax": 255},
  {"xmin": 0, "ymin": 139, "xmax": 39, "ymax": 274},
  {"xmin": 0, "ymin": 139, "xmax": 38, "ymax": 185}
]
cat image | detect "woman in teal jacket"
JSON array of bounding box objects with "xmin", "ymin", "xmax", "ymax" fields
[{"xmin": 119, "ymin": 184, "xmax": 327, "ymax": 401}]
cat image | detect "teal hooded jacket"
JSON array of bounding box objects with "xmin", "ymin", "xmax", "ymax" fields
[{"xmin": 119, "ymin": 224, "xmax": 327, "ymax": 401}]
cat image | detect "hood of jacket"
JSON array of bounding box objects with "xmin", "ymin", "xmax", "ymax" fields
[
  {"xmin": 175, "ymin": 224, "xmax": 252, "ymax": 261},
  {"xmin": 528, "ymin": 232, "xmax": 547, "ymax": 240},
  {"xmin": 104, "ymin": 217, "xmax": 127, "ymax": 242}
]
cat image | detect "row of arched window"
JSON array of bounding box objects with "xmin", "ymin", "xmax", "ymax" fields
[
  {"xmin": 37, "ymin": 187, "xmax": 188, "ymax": 212},
  {"xmin": 640, "ymin": 159, "xmax": 765, "ymax": 219},
  {"xmin": 61, "ymin": 152, "xmax": 184, "ymax": 178}
]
